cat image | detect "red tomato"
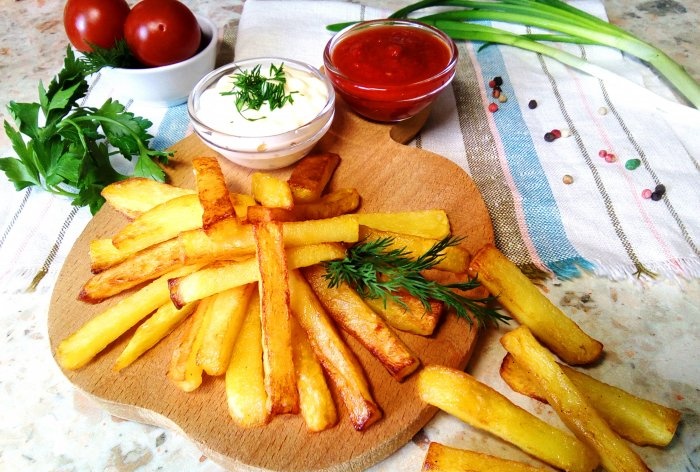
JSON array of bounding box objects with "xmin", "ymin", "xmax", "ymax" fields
[
  {"xmin": 63, "ymin": 0, "xmax": 131, "ymax": 52},
  {"xmin": 124, "ymin": 0, "xmax": 201, "ymax": 67}
]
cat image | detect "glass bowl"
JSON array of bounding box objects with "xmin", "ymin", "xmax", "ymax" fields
[
  {"xmin": 188, "ymin": 57, "xmax": 335, "ymax": 169},
  {"xmin": 323, "ymin": 19, "xmax": 458, "ymax": 122}
]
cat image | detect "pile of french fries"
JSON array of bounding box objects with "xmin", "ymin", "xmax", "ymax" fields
[
  {"xmin": 55, "ymin": 152, "xmax": 474, "ymax": 432},
  {"xmin": 418, "ymin": 244, "xmax": 682, "ymax": 471}
]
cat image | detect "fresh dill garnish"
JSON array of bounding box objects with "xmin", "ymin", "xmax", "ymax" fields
[
  {"xmin": 323, "ymin": 236, "xmax": 509, "ymax": 328},
  {"xmin": 79, "ymin": 39, "xmax": 139, "ymax": 74},
  {"xmin": 221, "ymin": 63, "xmax": 297, "ymax": 121}
]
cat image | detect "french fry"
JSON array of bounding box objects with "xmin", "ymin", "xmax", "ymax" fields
[
  {"xmin": 179, "ymin": 215, "xmax": 358, "ymax": 265},
  {"xmin": 469, "ymin": 244, "xmax": 603, "ymax": 365},
  {"xmin": 113, "ymin": 301, "xmax": 198, "ymax": 371},
  {"xmin": 252, "ymin": 172, "xmax": 294, "ymax": 209},
  {"xmin": 193, "ymin": 156, "xmax": 239, "ymax": 236},
  {"xmin": 225, "ymin": 289, "xmax": 269, "ymax": 427},
  {"xmin": 167, "ymin": 297, "xmax": 210, "ymax": 392},
  {"xmin": 421, "ymin": 442, "xmax": 547, "ymax": 472},
  {"xmin": 102, "ymin": 177, "xmax": 195, "ymax": 219},
  {"xmin": 364, "ymin": 291, "xmax": 443, "ymax": 336},
  {"xmin": 354, "ymin": 210, "xmax": 450, "ymax": 239},
  {"xmin": 255, "ymin": 222, "xmax": 299, "ymax": 415},
  {"xmin": 111, "ymin": 194, "xmax": 203, "ymax": 254},
  {"xmin": 417, "ymin": 365, "xmax": 600, "ymax": 472},
  {"xmin": 89, "ymin": 238, "xmax": 126, "ymax": 273},
  {"xmin": 196, "ymin": 283, "xmax": 256, "ymax": 376},
  {"xmin": 288, "ymin": 152, "xmax": 341, "ymax": 202},
  {"xmin": 501, "ymin": 326, "xmax": 651, "ymax": 472},
  {"xmin": 293, "ymin": 188, "xmax": 360, "ymax": 220},
  {"xmin": 79, "ymin": 239, "xmax": 184, "ymax": 303},
  {"xmin": 358, "ymin": 226, "xmax": 470, "ymax": 273},
  {"xmin": 246, "ymin": 205, "xmax": 297, "ymax": 223},
  {"xmin": 170, "ymin": 243, "xmax": 347, "ymax": 308},
  {"xmin": 499, "ymin": 353, "xmax": 681, "ymax": 447},
  {"xmin": 291, "ymin": 315, "xmax": 338, "ymax": 432},
  {"xmin": 231, "ymin": 193, "xmax": 257, "ymax": 220},
  {"xmin": 303, "ymin": 265, "xmax": 421, "ymax": 382},
  {"xmin": 56, "ymin": 264, "xmax": 201, "ymax": 370},
  {"xmin": 289, "ymin": 270, "xmax": 382, "ymax": 431}
]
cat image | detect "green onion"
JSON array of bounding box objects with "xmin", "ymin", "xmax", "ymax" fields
[{"xmin": 328, "ymin": 0, "xmax": 700, "ymax": 108}]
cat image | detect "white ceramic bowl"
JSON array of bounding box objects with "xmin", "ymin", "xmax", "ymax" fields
[
  {"xmin": 102, "ymin": 15, "xmax": 217, "ymax": 107},
  {"xmin": 187, "ymin": 57, "xmax": 335, "ymax": 170}
]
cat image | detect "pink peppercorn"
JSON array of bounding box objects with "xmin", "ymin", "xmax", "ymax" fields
[
  {"xmin": 488, "ymin": 103, "xmax": 499, "ymax": 112},
  {"xmin": 551, "ymin": 129, "xmax": 562, "ymax": 139},
  {"xmin": 605, "ymin": 154, "xmax": 617, "ymax": 163},
  {"xmin": 642, "ymin": 189, "xmax": 652, "ymax": 199},
  {"xmin": 598, "ymin": 149, "xmax": 608, "ymax": 158}
]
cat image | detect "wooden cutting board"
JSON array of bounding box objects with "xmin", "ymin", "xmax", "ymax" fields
[{"xmin": 48, "ymin": 98, "xmax": 495, "ymax": 472}]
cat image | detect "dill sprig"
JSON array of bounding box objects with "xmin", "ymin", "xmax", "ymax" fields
[
  {"xmin": 323, "ymin": 236, "xmax": 509, "ymax": 328},
  {"xmin": 221, "ymin": 63, "xmax": 297, "ymax": 120},
  {"xmin": 79, "ymin": 39, "xmax": 138, "ymax": 74}
]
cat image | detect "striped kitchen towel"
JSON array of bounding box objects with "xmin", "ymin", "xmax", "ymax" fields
[{"xmin": 236, "ymin": 0, "xmax": 700, "ymax": 280}]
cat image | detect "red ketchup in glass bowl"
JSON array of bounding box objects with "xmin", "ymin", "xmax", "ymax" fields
[{"xmin": 323, "ymin": 19, "xmax": 458, "ymax": 122}]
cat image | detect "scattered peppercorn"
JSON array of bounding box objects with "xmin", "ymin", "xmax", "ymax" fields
[
  {"xmin": 498, "ymin": 93, "xmax": 508, "ymax": 103},
  {"xmin": 560, "ymin": 128, "xmax": 571, "ymax": 137},
  {"xmin": 651, "ymin": 191, "xmax": 662, "ymax": 201},
  {"xmin": 488, "ymin": 103, "xmax": 499, "ymax": 112},
  {"xmin": 605, "ymin": 154, "xmax": 617, "ymax": 163},
  {"xmin": 562, "ymin": 174, "xmax": 574, "ymax": 184},
  {"xmin": 625, "ymin": 158, "xmax": 641, "ymax": 170},
  {"xmin": 598, "ymin": 149, "xmax": 608, "ymax": 158},
  {"xmin": 528, "ymin": 99, "xmax": 538, "ymax": 109},
  {"xmin": 544, "ymin": 132, "xmax": 556, "ymax": 142},
  {"xmin": 655, "ymin": 184, "xmax": 666, "ymax": 195},
  {"xmin": 551, "ymin": 129, "xmax": 562, "ymax": 139},
  {"xmin": 642, "ymin": 189, "xmax": 652, "ymax": 199},
  {"xmin": 598, "ymin": 106, "xmax": 608, "ymax": 115},
  {"xmin": 492, "ymin": 88, "xmax": 501, "ymax": 98},
  {"xmin": 488, "ymin": 79, "xmax": 496, "ymax": 88}
]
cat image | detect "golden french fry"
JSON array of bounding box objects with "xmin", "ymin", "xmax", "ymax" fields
[
  {"xmin": 225, "ymin": 289, "xmax": 269, "ymax": 427},
  {"xmin": 169, "ymin": 243, "xmax": 347, "ymax": 308},
  {"xmin": 57, "ymin": 264, "xmax": 201, "ymax": 370},
  {"xmin": 89, "ymin": 238, "xmax": 126, "ymax": 273},
  {"xmin": 499, "ymin": 353, "xmax": 681, "ymax": 447},
  {"xmin": 79, "ymin": 239, "xmax": 184, "ymax": 303},
  {"xmin": 196, "ymin": 283, "xmax": 256, "ymax": 376},
  {"xmin": 417, "ymin": 364, "xmax": 600, "ymax": 472},
  {"xmin": 354, "ymin": 210, "xmax": 450, "ymax": 239},
  {"xmin": 288, "ymin": 270, "xmax": 382, "ymax": 431},
  {"xmin": 102, "ymin": 177, "xmax": 195, "ymax": 219},
  {"xmin": 501, "ymin": 326, "xmax": 651, "ymax": 472},
  {"xmin": 293, "ymin": 188, "xmax": 360, "ymax": 220},
  {"xmin": 230, "ymin": 193, "xmax": 256, "ymax": 220},
  {"xmin": 358, "ymin": 226, "xmax": 469, "ymax": 273},
  {"xmin": 252, "ymin": 172, "xmax": 294, "ymax": 209},
  {"xmin": 193, "ymin": 156, "xmax": 239, "ymax": 235},
  {"xmin": 421, "ymin": 442, "xmax": 547, "ymax": 472},
  {"xmin": 469, "ymin": 244, "xmax": 603, "ymax": 365},
  {"xmin": 179, "ymin": 215, "xmax": 358, "ymax": 266},
  {"xmin": 167, "ymin": 297, "xmax": 210, "ymax": 392},
  {"xmin": 364, "ymin": 292, "xmax": 443, "ymax": 336},
  {"xmin": 113, "ymin": 301, "xmax": 198, "ymax": 371},
  {"xmin": 287, "ymin": 152, "xmax": 341, "ymax": 203},
  {"xmin": 246, "ymin": 205, "xmax": 297, "ymax": 223},
  {"xmin": 291, "ymin": 314, "xmax": 338, "ymax": 432},
  {"xmin": 303, "ymin": 265, "xmax": 421, "ymax": 382},
  {"xmin": 255, "ymin": 222, "xmax": 299, "ymax": 415},
  {"xmin": 112, "ymin": 194, "xmax": 203, "ymax": 254}
]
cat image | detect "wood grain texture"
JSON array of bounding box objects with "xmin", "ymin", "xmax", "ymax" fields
[{"xmin": 48, "ymin": 99, "xmax": 494, "ymax": 472}]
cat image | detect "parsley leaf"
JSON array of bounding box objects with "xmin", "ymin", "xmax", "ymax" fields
[{"xmin": 0, "ymin": 46, "xmax": 171, "ymax": 214}]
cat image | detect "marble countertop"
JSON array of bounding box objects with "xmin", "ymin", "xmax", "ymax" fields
[{"xmin": 1, "ymin": 1, "xmax": 698, "ymax": 471}]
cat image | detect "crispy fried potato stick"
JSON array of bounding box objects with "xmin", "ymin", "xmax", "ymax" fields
[
  {"xmin": 501, "ymin": 326, "xmax": 651, "ymax": 472},
  {"xmin": 193, "ymin": 156, "xmax": 240, "ymax": 236},
  {"xmin": 113, "ymin": 300, "xmax": 198, "ymax": 371},
  {"xmin": 359, "ymin": 226, "xmax": 470, "ymax": 273},
  {"xmin": 167, "ymin": 297, "xmax": 210, "ymax": 392},
  {"xmin": 57, "ymin": 264, "xmax": 201, "ymax": 370},
  {"xmin": 469, "ymin": 244, "xmax": 603, "ymax": 365},
  {"xmin": 354, "ymin": 210, "xmax": 450, "ymax": 239},
  {"xmin": 102, "ymin": 177, "xmax": 195, "ymax": 219},
  {"xmin": 287, "ymin": 152, "xmax": 340, "ymax": 203},
  {"xmin": 289, "ymin": 270, "xmax": 382, "ymax": 431},
  {"xmin": 170, "ymin": 243, "xmax": 347, "ymax": 308},
  {"xmin": 252, "ymin": 172, "xmax": 294, "ymax": 209},
  {"xmin": 225, "ymin": 289, "xmax": 269, "ymax": 427},
  {"xmin": 293, "ymin": 188, "xmax": 360, "ymax": 220},
  {"xmin": 499, "ymin": 353, "xmax": 681, "ymax": 447},
  {"xmin": 89, "ymin": 238, "xmax": 125, "ymax": 273},
  {"xmin": 303, "ymin": 265, "xmax": 421, "ymax": 382},
  {"xmin": 196, "ymin": 283, "xmax": 255, "ymax": 376},
  {"xmin": 417, "ymin": 364, "xmax": 600, "ymax": 472},
  {"xmin": 255, "ymin": 222, "xmax": 299, "ymax": 415},
  {"xmin": 421, "ymin": 442, "xmax": 547, "ymax": 472},
  {"xmin": 291, "ymin": 315, "xmax": 338, "ymax": 432},
  {"xmin": 364, "ymin": 292, "xmax": 443, "ymax": 336}
]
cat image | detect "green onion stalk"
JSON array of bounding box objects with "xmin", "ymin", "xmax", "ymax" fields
[{"xmin": 328, "ymin": 0, "xmax": 700, "ymax": 109}]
